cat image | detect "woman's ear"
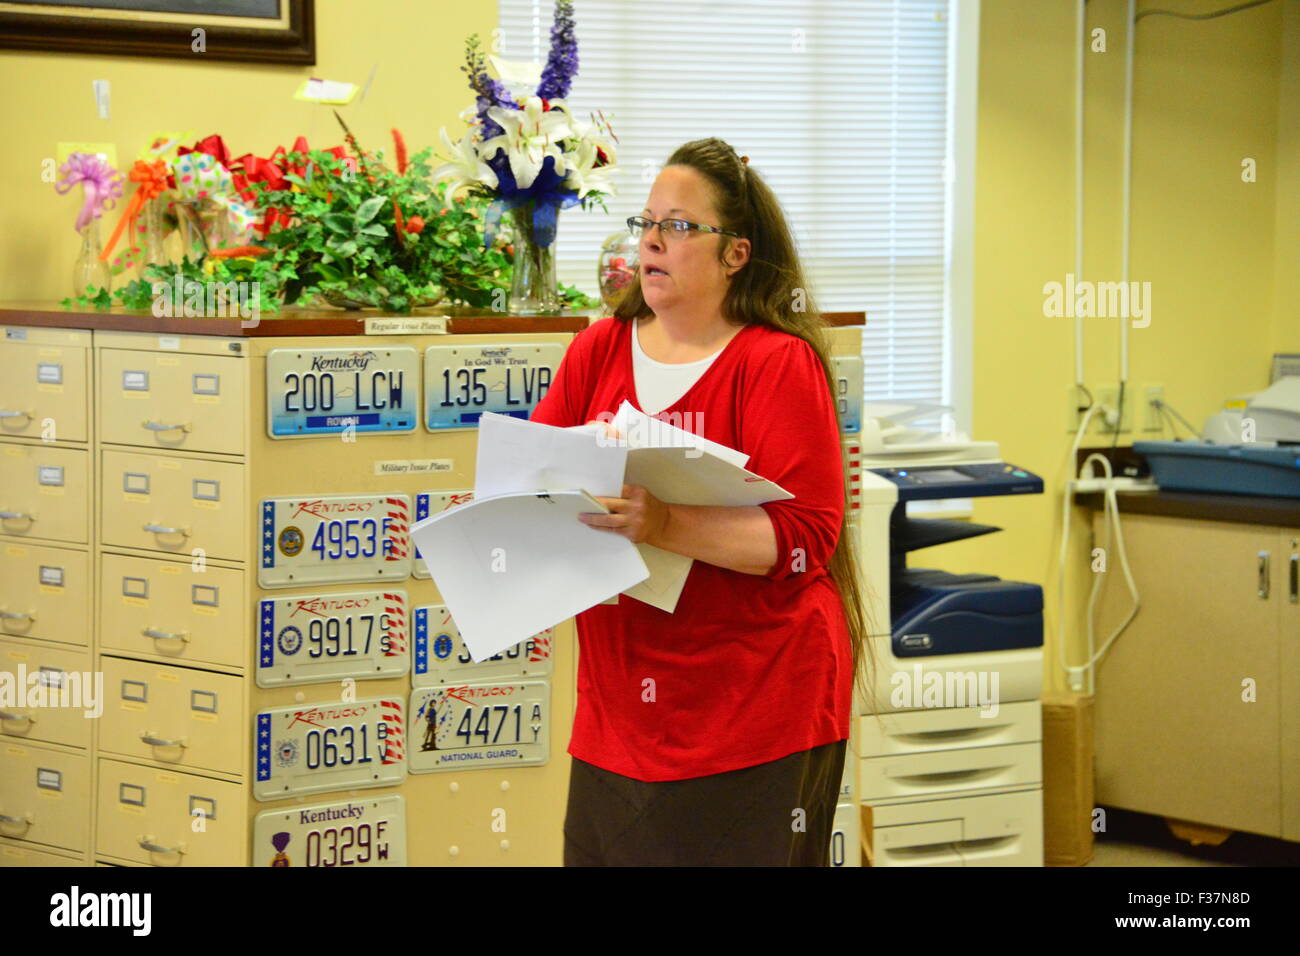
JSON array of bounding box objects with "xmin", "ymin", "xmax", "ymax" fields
[{"xmin": 724, "ymin": 237, "xmax": 751, "ymax": 277}]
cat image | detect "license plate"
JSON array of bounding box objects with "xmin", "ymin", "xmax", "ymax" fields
[
  {"xmin": 412, "ymin": 605, "xmax": 554, "ymax": 686},
  {"xmin": 408, "ymin": 682, "xmax": 549, "ymax": 772},
  {"xmin": 411, "ymin": 490, "xmax": 474, "ymax": 579},
  {"xmin": 256, "ymin": 589, "xmax": 409, "ymax": 687},
  {"xmin": 831, "ymin": 355, "xmax": 863, "ymax": 433},
  {"xmin": 259, "ymin": 494, "xmax": 411, "ymax": 588},
  {"xmin": 253, "ymin": 795, "xmax": 406, "ymax": 867},
  {"xmin": 424, "ymin": 342, "xmax": 563, "ymax": 430},
  {"xmin": 267, "ymin": 346, "xmax": 419, "ymax": 438},
  {"xmin": 255, "ymin": 697, "xmax": 405, "ymax": 801}
]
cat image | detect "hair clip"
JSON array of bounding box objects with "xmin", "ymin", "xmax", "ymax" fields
[{"xmin": 740, "ymin": 155, "xmax": 750, "ymax": 165}]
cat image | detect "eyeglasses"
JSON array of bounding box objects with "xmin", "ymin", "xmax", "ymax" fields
[{"xmin": 627, "ymin": 216, "xmax": 742, "ymax": 243}]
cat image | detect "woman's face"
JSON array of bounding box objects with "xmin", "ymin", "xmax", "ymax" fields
[{"xmin": 638, "ymin": 164, "xmax": 749, "ymax": 317}]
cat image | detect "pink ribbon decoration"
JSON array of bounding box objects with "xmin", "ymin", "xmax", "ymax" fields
[{"xmin": 54, "ymin": 152, "xmax": 124, "ymax": 233}]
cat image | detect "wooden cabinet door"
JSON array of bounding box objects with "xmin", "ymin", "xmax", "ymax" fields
[{"xmin": 1280, "ymin": 529, "xmax": 1300, "ymax": 842}]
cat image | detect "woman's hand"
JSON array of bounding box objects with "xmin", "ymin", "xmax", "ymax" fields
[{"xmin": 580, "ymin": 483, "xmax": 670, "ymax": 546}]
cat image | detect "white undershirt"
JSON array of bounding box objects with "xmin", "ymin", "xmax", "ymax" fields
[{"xmin": 631, "ymin": 319, "xmax": 725, "ymax": 415}]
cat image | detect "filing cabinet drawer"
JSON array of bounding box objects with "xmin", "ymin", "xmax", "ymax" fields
[
  {"xmin": 0, "ymin": 443, "xmax": 89, "ymax": 544},
  {"xmin": 0, "ymin": 542, "xmax": 90, "ymax": 647},
  {"xmin": 0, "ymin": 639, "xmax": 95, "ymax": 749},
  {"xmin": 859, "ymin": 742, "xmax": 1042, "ymax": 802},
  {"xmin": 101, "ymin": 450, "xmax": 245, "ymax": 560},
  {"xmin": 0, "ymin": 335, "xmax": 90, "ymax": 443},
  {"xmin": 100, "ymin": 554, "xmax": 245, "ymax": 669},
  {"xmin": 96, "ymin": 758, "xmax": 245, "ymax": 867},
  {"xmin": 0, "ymin": 741, "xmax": 89, "ymax": 854},
  {"xmin": 0, "ymin": 838, "xmax": 82, "ymax": 866},
  {"xmin": 859, "ymin": 700, "xmax": 1041, "ymax": 757},
  {"xmin": 100, "ymin": 657, "xmax": 244, "ymax": 775},
  {"xmin": 100, "ymin": 349, "xmax": 245, "ymax": 455}
]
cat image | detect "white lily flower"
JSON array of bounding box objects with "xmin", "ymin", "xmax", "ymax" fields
[
  {"xmin": 563, "ymin": 137, "xmax": 618, "ymax": 198},
  {"xmin": 431, "ymin": 126, "xmax": 498, "ymax": 193},
  {"xmin": 481, "ymin": 96, "xmax": 575, "ymax": 190}
]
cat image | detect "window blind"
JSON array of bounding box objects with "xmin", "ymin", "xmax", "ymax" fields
[{"xmin": 496, "ymin": 0, "xmax": 952, "ymax": 409}]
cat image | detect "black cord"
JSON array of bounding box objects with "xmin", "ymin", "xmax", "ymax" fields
[{"xmin": 1136, "ymin": 0, "xmax": 1275, "ymax": 22}]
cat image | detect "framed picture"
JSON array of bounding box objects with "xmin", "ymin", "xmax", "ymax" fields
[{"xmin": 0, "ymin": 0, "xmax": 314, "ymax": 64}]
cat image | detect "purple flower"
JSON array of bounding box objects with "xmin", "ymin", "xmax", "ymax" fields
[
  {"xmin": 537, "ymin": 0, "xmax": 578, "ymax": 101},
  {"xmin": 462, "ymin": 36, "xmax": 517, "ymax": 139}
]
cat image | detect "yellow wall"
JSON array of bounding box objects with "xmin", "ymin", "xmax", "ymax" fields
[{"xmin": 0, "ymin": 0, "xmax": 494, "ymax": 299}]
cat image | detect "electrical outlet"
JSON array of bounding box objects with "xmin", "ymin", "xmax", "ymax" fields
[
  {"xmin": 1067, "ymin": 384, "xmax": 1093, "ymax": 433},
  {"xmin": 1142, "ymin": 383, "xmax": 1165, "ymax": 432},
  {"xmin": 1095, "ymin": 384, "xmax": 1136, "ymax": 433}
]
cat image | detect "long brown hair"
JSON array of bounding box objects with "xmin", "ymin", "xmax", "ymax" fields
[{"xmin": 613, "ymin": 136, "xmax": 879, "ymax": 712}]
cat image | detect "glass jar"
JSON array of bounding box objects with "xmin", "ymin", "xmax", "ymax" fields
[
  {"xmin": 72, "ymin": 218, "xmax": 111, "ymax": 297},
  {"xmin": 598, "ymin": 230, "xmax": 639, "ymax": 313}
]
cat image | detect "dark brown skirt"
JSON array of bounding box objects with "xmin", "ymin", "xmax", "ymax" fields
[{"xmin": 563, "ymin": 739, "xmax": 847, "ymax": 866}]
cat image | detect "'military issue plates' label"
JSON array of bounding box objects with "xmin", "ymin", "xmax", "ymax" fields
[
  {"xmin": 412, "ymin": 605, "xmax": 554, "ymax": 686},
  {"xmin": 256, "ymin": 589, "xmax": 409, "ymax": 688},
  {"xmin": 253, "ymin": 795, "xmax": 406, "ymax": 867},
  {"xmin": 424, "ymin": 342, "xmax": 563, "ymax": 430},
  {"xmin": 255, "ymin": 698, "xmax": 405, "ymax": 801},
  {"xmin": 408, "ymin": 682, "xmax": 549, "ymax": 773},
  {"xmin": 267, "ymin": 346, "xmax": 419, "ymax": 438},
  {"xmin": 259, "ymin": 494, "xmax": 411, "ymax": 588}
]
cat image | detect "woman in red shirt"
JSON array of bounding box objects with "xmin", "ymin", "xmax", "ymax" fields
[{"xmin": 529, "ymin": 137, "xmax": 871, "ymax": 866}]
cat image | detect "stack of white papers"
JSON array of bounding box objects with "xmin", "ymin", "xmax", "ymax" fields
[{"xmin": 409, "ymin": 401, "xmax": 792, "ymax": 661}]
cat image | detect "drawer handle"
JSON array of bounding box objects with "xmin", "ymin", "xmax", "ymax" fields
[
  {"xmin": 0, "ymin": 811, "xmax": 33, "ymax": 829},
  {"xmin": 143, "ymin": 523, "xmax": 191, "ymax": 538},
  {"xmin": 140, "ymin": 732, "xmax": 188, "ymax": 749},
  {"xmin": 1290, "ymin": 553, "xmax": 1298, "ymax": 604},
  {"xmin": 0, "ymin": 709, "xmax": 33, "ymax": 723},
  {"xmin": 139, "ymin": 837, "xmax": 186, "ymax": 855},
  {"xmin": 142, "ymin": 420, "xmax": 192, "ymax": 434},
  {"xmin": 143, "ymin": 628, "xmax": 190, "ymax": 643},
  {"xmin": 0, "ymin": 609, "xmax": 35, "ymax": 622},
  {"xmin": 1258, "ymin": 551, "xmax": 1270, "ymax": 599},
  {"xmin": 0, "ymin": 409, "xmax": 32, "ymax": 424},
  {"xmin": 0, "ymin": 510, "xmax": 35, "ymax": 523}
]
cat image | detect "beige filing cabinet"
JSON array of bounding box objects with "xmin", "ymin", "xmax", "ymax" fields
[
  {"xmin": 1089, "ymin": 507, "xmax": 1300, "ymax": 842},
  {"xmin": 2, "ymin": 308, "xmax": 867, "ymax": 867}
]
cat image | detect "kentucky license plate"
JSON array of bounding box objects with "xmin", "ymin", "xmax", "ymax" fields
[
  {"xmin": 267, "ymin": 346, "xmax": 419, "ymax": 438},
  {"xmin": 253, "ymin": 795, "xmax": 406, "ymax": 867},
  {"xmin": 408, "ymin": 682, "xmax": 549, "ymax": 772},
  {"xmin": 424, "ymin": 342, "xmax": 563, "ymax": 430},
  {"xmin": 259, "ymin": 494, "xmax": 411, "ymax": 588},
  {"xmin": 411, "ymin": 490, "xmax": 474, "ymax": 579},
  {"xmin": 255, "ymin": 697, "xmax": 405, "ymax": 801},
  {"xmin": 412, "ymin": 605, "xmax": 554, "ymax": 686},
  {"xmin": 256, "ymin": 589, "xmax": 409, "ymax": 688}
]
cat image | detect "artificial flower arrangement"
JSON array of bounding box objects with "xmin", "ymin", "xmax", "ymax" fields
[{"xmin": 433, "ymin": 0, "xmax": 618, "ymax": 312}]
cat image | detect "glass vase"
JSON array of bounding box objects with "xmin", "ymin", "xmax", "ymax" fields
[
  {"xmin": 508, "ymin": 204, "xmax": 561, "ymax": 315},
  {"xmin": 72, "ymin": 218, "xmax": 111, "ymax": 297},
  {"xmin": 598, "ymin": 229, "xmax": 639, "ymax": 313},
  {"xmin": 135, "ymin": 198, "xmax": 169, "ymax": 280}
]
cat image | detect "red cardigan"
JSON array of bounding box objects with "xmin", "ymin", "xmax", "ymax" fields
[{"xmin": 529, "ymin": 316, "xmax": 852, "ymax": 781}]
